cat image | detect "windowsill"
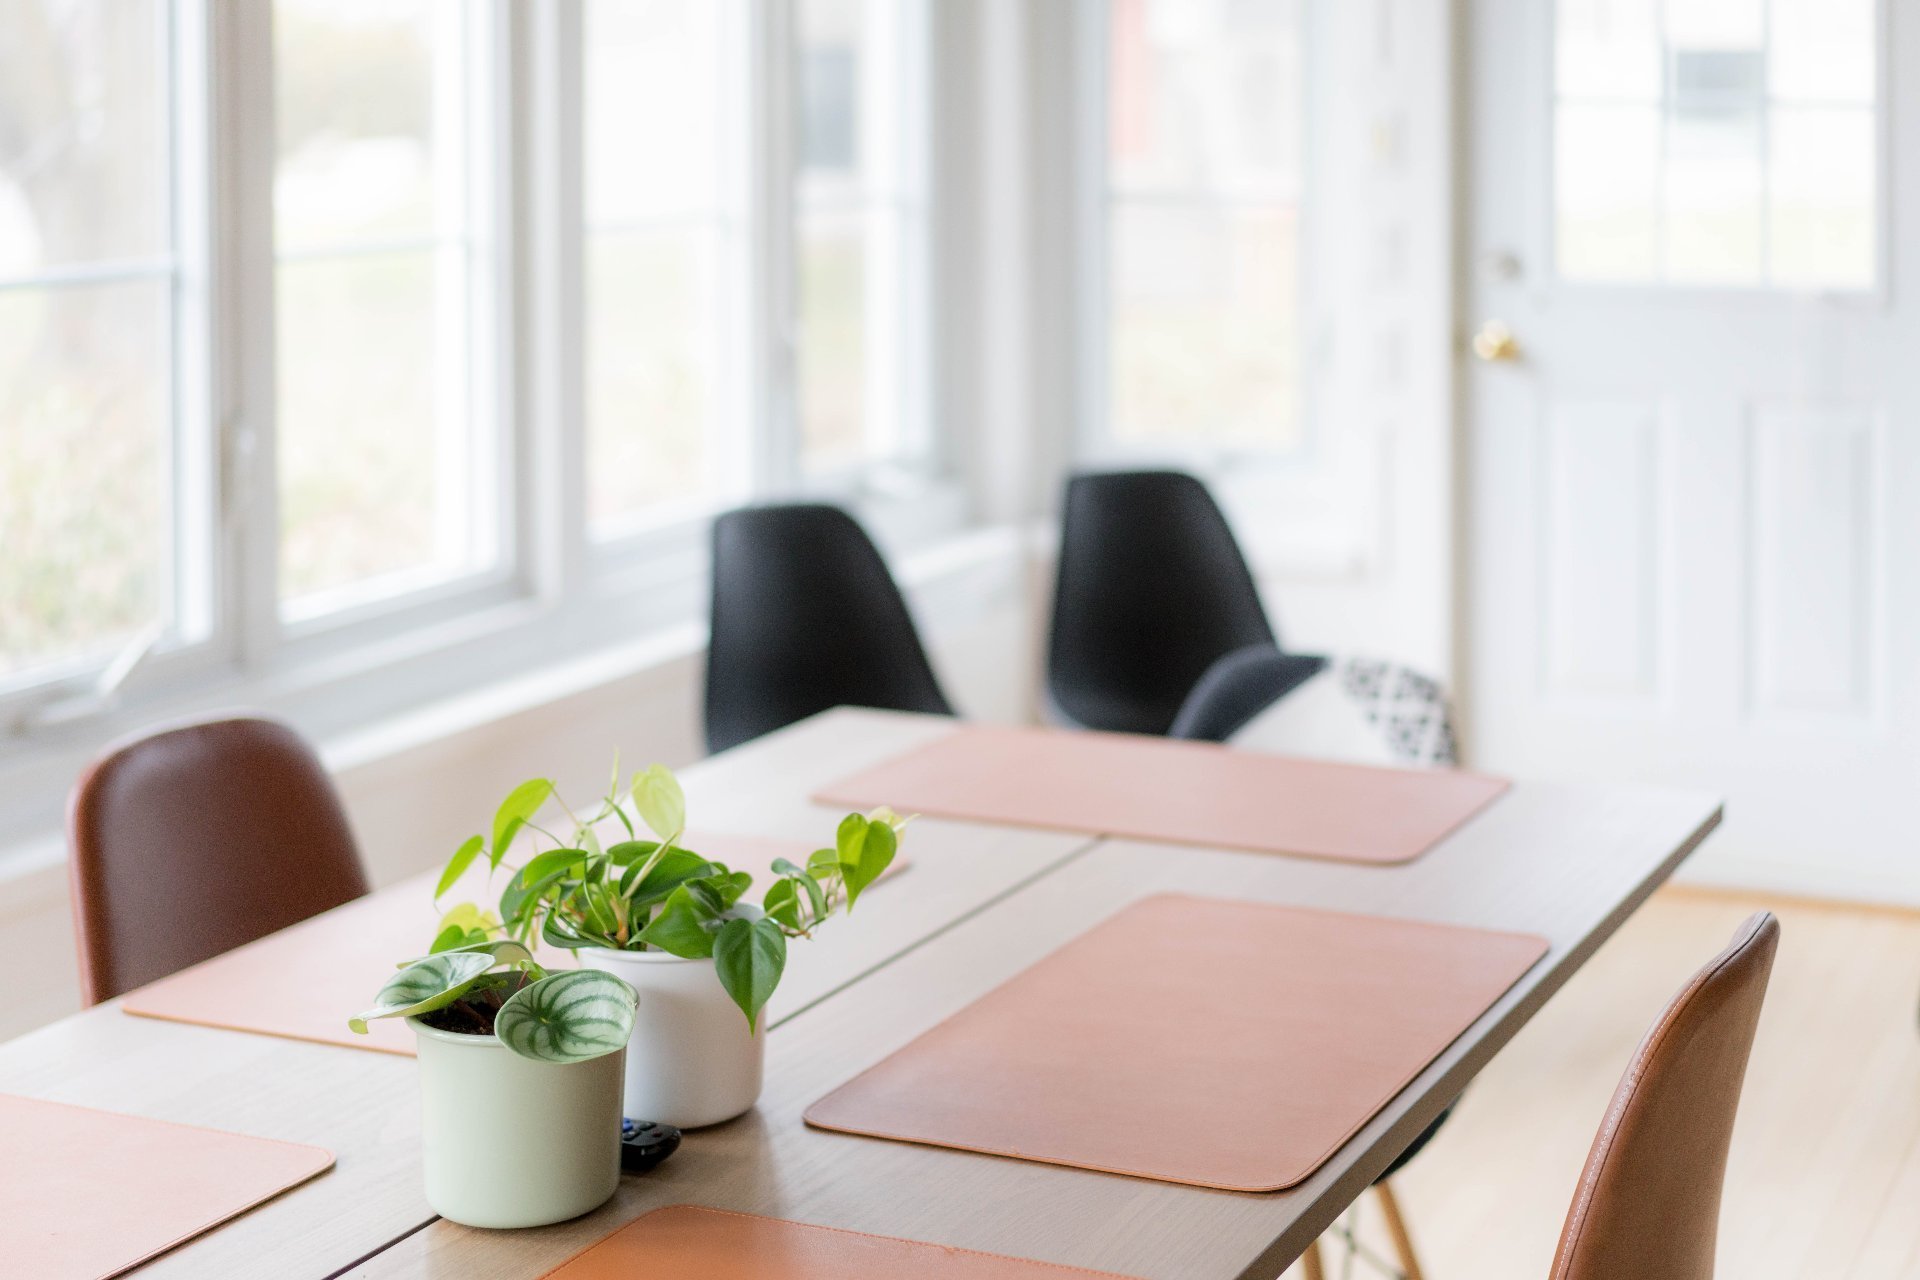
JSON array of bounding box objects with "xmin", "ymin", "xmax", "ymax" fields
[{"xmin": 0, "ymin": 519, "xmax": 1026, "ymax": 898}]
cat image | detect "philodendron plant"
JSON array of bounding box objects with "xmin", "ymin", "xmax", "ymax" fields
[
  {"xmin": 349, "ymin": 939, "xmax": 638, "ymax": 1064},
  {"xmin": 433, "ymin": 758, "xmax": 908, "ymax": 1031}
]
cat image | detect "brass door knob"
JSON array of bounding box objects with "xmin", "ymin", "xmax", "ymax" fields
[{"xmin": 1471, "ymin": 320, "xmax": 1520, "ymax": 362}]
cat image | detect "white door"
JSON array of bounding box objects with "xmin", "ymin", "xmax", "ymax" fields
[{"xmin": 1464, "ymin": 0, "xmax": 1920, "ymax": 902}]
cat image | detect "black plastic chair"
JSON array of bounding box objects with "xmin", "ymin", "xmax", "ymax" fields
[
  {"xmin": 1167, "ymin": 644, "xmax": 1328, "ymax": 743},
  {"xmin": 705, "ymin": 503, "xmax": 954, "ymax": 754},
  {"xmin": 1049, "ymin": 470, "xmax": 1303, "ymax": 736}
]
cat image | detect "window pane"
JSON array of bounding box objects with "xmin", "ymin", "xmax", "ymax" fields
[
  {"xmin": 1554, "ymin": 0, "xmax": 1877, "ymax": 289},
  {"xmin": 274, "ymin": 0, "xmax": 489, "ymax": 613},
  {"xmin": 1555, "ymin": 0, "xmax": 1661, "ymax": 100},
  {"xmin": 586, "ymin": 229, "xmax": 716, "ymax": 521},
  {"xmin": 1106, "ymin": 0, "xmax": 1302, "ymax": 449},
  {"xmin": 1770, "ymin": 107, "xmax": 1875, "ymax": 288},
  {"xmin": 1664, "ymin": 104, "xmax": 1762, "ymax": 284},
  {"xmin": 0, "ymin": 281, "xmax": 171, "ymax": 677},
  {"xmin": 1771, "ymin": 0, "xmax": 1874, "ymax": 104},
  {"xmin": 799, "ymin": 0, "xmax": 865, "ymax": 181},
  {"xmin": 1556, "ymin": 104, "xmax": 1660, "ymax": 280},
  {"xmin": 584, "ymin": 0, "xmax": 729, "ymax": 531},
  {"xmin": 0, "ymin": 2, "xmax": 180, "ymax": 683},
  {"xmin": 584, "ymin": 0, "xmax": 724, "ymax": 223},
  {"xmin": 794, "ymin": 0, "xmax": 928, "ymax": 476},
  {"xmin": 1109, "ymin": 0, "xmax": 1303, "ymax": 196},
  {"xmin": 1664, "ymin": 0, "xmax": 1761, "ymax": 50},
  {"xmin": 1109, "ymin": 205, "xmax": 1298, "ymax": 447},
  {"xmin": 797, "ymin": 216, "xmax": 866, "ymax": 465},
  {"xmin": 276, "ymin": 253, "xmax": 477, "ymax": 602},
  {"xmin": 0, "ymin": 1, "xmax": 169, "ymax": 276},
  {"xmin": 274, "ymin": 0, "xmax": 441, "ymax": 249}
]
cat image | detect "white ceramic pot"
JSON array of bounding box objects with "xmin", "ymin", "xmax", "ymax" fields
[
  {"xmin": 410, "ymin": 1018, "xmax": 624, "ymax": 1228},
  {"xmin": 580, "ymin": 947, "xmax": 765, "ymax": 1128}
]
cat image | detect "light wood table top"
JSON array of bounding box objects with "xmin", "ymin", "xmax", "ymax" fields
[
  {"xmin": 0, "ymin": 709, "xmax": 1720, "ymax": 1279},
  {"xmin": 346, "ymin": 711, "xmax": 1720, "ymax": 1280},
  {"xmin": 0, "ymin": 710, "xmax": 1093, "ymax": 1279}
]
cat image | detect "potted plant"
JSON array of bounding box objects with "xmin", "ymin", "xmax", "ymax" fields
[
  {"xmin": 433, "ymin": 760, "xmax": 907, "ymax": 1128},
  {"xmin": 349, "ymin": 941, "xmax": 636, "ymax": 1228}
]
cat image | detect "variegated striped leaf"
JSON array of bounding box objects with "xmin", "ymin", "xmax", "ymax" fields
[
  {"xmin": 348, "ymin": 948, "xmax": 516, "ymax": 1035},
  {"xmin": 494, "ymin": 969, "xmax": 637, "ymax": 1064}
]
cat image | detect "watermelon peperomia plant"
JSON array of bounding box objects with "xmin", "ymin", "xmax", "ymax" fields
[
  {"xmin": 348, "ymin": 940, "xmax": 638, "ymax": 1064},
  {"xmin": 428, "ymin": 758, "xmax": 908, "ymax": 1032}
]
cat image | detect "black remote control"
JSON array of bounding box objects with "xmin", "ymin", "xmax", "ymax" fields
[{"xmin": 620, "ymin": 1118, "xmax": 682, "ymax": 1173}]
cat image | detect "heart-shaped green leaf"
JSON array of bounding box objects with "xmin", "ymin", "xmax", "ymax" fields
[
  {"xmin": 436, "ymin": 834, "xmax": 484, "ymax": 901},
  {"xmin": 615, "ymin": 845, "xmax": 718, "ymax": 906},
  {"xmin": 495, "ymin": 969, "xmax": 637, "ymax": 1064},
  {"xmin": 491, "ymin": 778, "xmax": 555, "ymax": 867},
  {"xmin": 634, "ymin": 884, "xmax": 720, "ymax": 958},
  {"xmin": 714, "ymin": 916, "xmax": 786, "ymax": 1032},
  {"xmin": 842, "ymin": 817, "xmax": 895, "ymax": 911},
  {"xmin": 518, "ymin": 847, "xmax": 588, "ymax": 889},
  {"xmin": 762, "ymin": 877, "xmax": 802, "ymax": 929},
  {"xmin": 631, "ymin": 764, "xmax": 685, "ymax": 843},
  {"xmin": 835, "ymin": 812, "xmax": 868, "ymax": 869},
  {"xmin": 500, "ymin": 863, "xmax": 570, "ymax": 932}
]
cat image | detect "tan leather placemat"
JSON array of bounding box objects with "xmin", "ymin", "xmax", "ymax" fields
[
  {"xmin": 0, "ymin": 1094, "xmax": 333, "ymax": 1280},
  {"xmin": 814, "ymin": 724, "xmax": 1508, "ymax": 865},
  {"xmin": 538, "ymin": 1205, "xmax": 1142, "ymax": 1279},
  {"xmin": 806, "ymin": 894, "xmax": 1549, "ymax": 1192},
  {"xmin": 122, "ymin": 831, "xmax": 856, "ymax": 1054}
]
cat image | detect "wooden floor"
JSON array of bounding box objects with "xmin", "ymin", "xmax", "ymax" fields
[{"xmin": 1283, "ymin": 886, "xmax": 1920, "ymax": 1280}]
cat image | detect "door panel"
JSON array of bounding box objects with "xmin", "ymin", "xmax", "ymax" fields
[{"xmin": 1465, "ymin": 0, "xmax": 1920, "ymax": 902}]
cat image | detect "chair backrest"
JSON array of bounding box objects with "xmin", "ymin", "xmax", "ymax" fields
[
  {"xmin": 1167, "ymin": 645, "xmax": 1328, "ymax": 743},
  {"xmin": 1048, "ymin": 470, "xmax": 1277, "ymax": 735},
  {"xmin": 1549, "ymin": 912, "xmax": 1780, "ymax": 1280},
  {"xmin": 67, "ymin": 717, "xmax": 369, "ymax": 1005},
  {"xmin": 705, "ymin": 503, "xmax": 953, "ymax": 754}
]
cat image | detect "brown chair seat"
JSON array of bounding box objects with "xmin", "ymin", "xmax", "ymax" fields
[{"xmin": 67, "ymin": 716, "xmax": 370, "ymax": 1005}]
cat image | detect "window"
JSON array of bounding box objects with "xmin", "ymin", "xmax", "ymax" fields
[
  {"xmin": 1094, "ymin": 0, "xmax": 1306, "ymax": 451},
  {"xmin": 795, "ymin": 0, "xmax": 931, "ymax": 478},
  {"xmin": 0, "ymin": 0, "xmax": 203, "ymax": 686},
  {"xmin": 582, "ymin": 0, "xmax": 740, "ymax": 535},
  {"xmin": 1554, "ymin": 0, "xmax": 1878, "ymax": 288},
  {"xmin": 581, "ymin": 0, "xmax": 934, "ymax": 545},
  {"xmin": 273, "ymin": 0, "xmax": 501, "ymax": 619},
  {"xmin": 0, "ymin": 0, "xmax": 947, "ymax": 766}
]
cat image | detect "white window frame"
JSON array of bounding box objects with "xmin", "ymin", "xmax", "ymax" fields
[
  {"xmin": 1538, "ymin": 0, "xmax": 1891, "ymax": 304},
  {"xmin": 267, "ymin": 0, "xmax": 522, "ymax": 650},
  {"xmin": 0, "ymin": 0, "xmax": 962, "ymax": 829},
  {"xmin": 1072, "ymin": 0, "xmax": 1323, "ymax": 479},
  {"xmin": 0, "ymin": 0, "xmax": 224, "ymax": 728},
  {"xmin": 583, "ymin": 0, "xmax": 957, "ymax": 593}
]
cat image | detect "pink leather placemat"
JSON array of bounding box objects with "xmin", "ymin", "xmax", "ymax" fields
[
  {"xmin": 122, "ymin": 831, "xmax": 860, "ymax": 1054},
  {"xmin": 806, "ymin": 894, "xmax": 1549, "ymax": 1192},
  {"xmin": 538, "ymin": 1205, "xmax": 1142, "ymax": 1279},
  {"xmin": 815, "ymin": 724, "xmax": 1508, "ymax": 865},
  {"xmin": 0, "ymin": 1094, "xmax": 333, "ymax": 1280}
]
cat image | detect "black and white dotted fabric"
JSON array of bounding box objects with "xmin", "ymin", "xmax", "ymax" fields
[{"xmin": 1337, "ymin": 657, "xmax": 1459, "ymax": 769}]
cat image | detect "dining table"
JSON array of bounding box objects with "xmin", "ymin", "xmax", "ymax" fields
[{"xmin": 0, "ymin": 707, "xmax": 1722, "ymax": 1280}]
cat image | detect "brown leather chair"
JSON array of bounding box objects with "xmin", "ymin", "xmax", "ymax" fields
[
  {"xmin": 67, "ymin": 716, "xmax": 370, "ymax": 1004},
  {"xmin": 1549, "ymin": 910, "xmax": 1779, "ymax": 1280}
]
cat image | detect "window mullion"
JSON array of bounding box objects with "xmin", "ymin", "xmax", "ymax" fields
[
  {"xmin": 169, "ymin": 0, "xmax": 214, "ymax": 670},
  {"xmin": 749, "ymin": 0, "xmax": 799, "ymax": 497},
  {"xmin": 528, "ymin": 0, "xmax": 587, "ymax": 604},
  {"xmin": 209, "ymin": 0, "xmax": 282, "ymax": 671}
]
